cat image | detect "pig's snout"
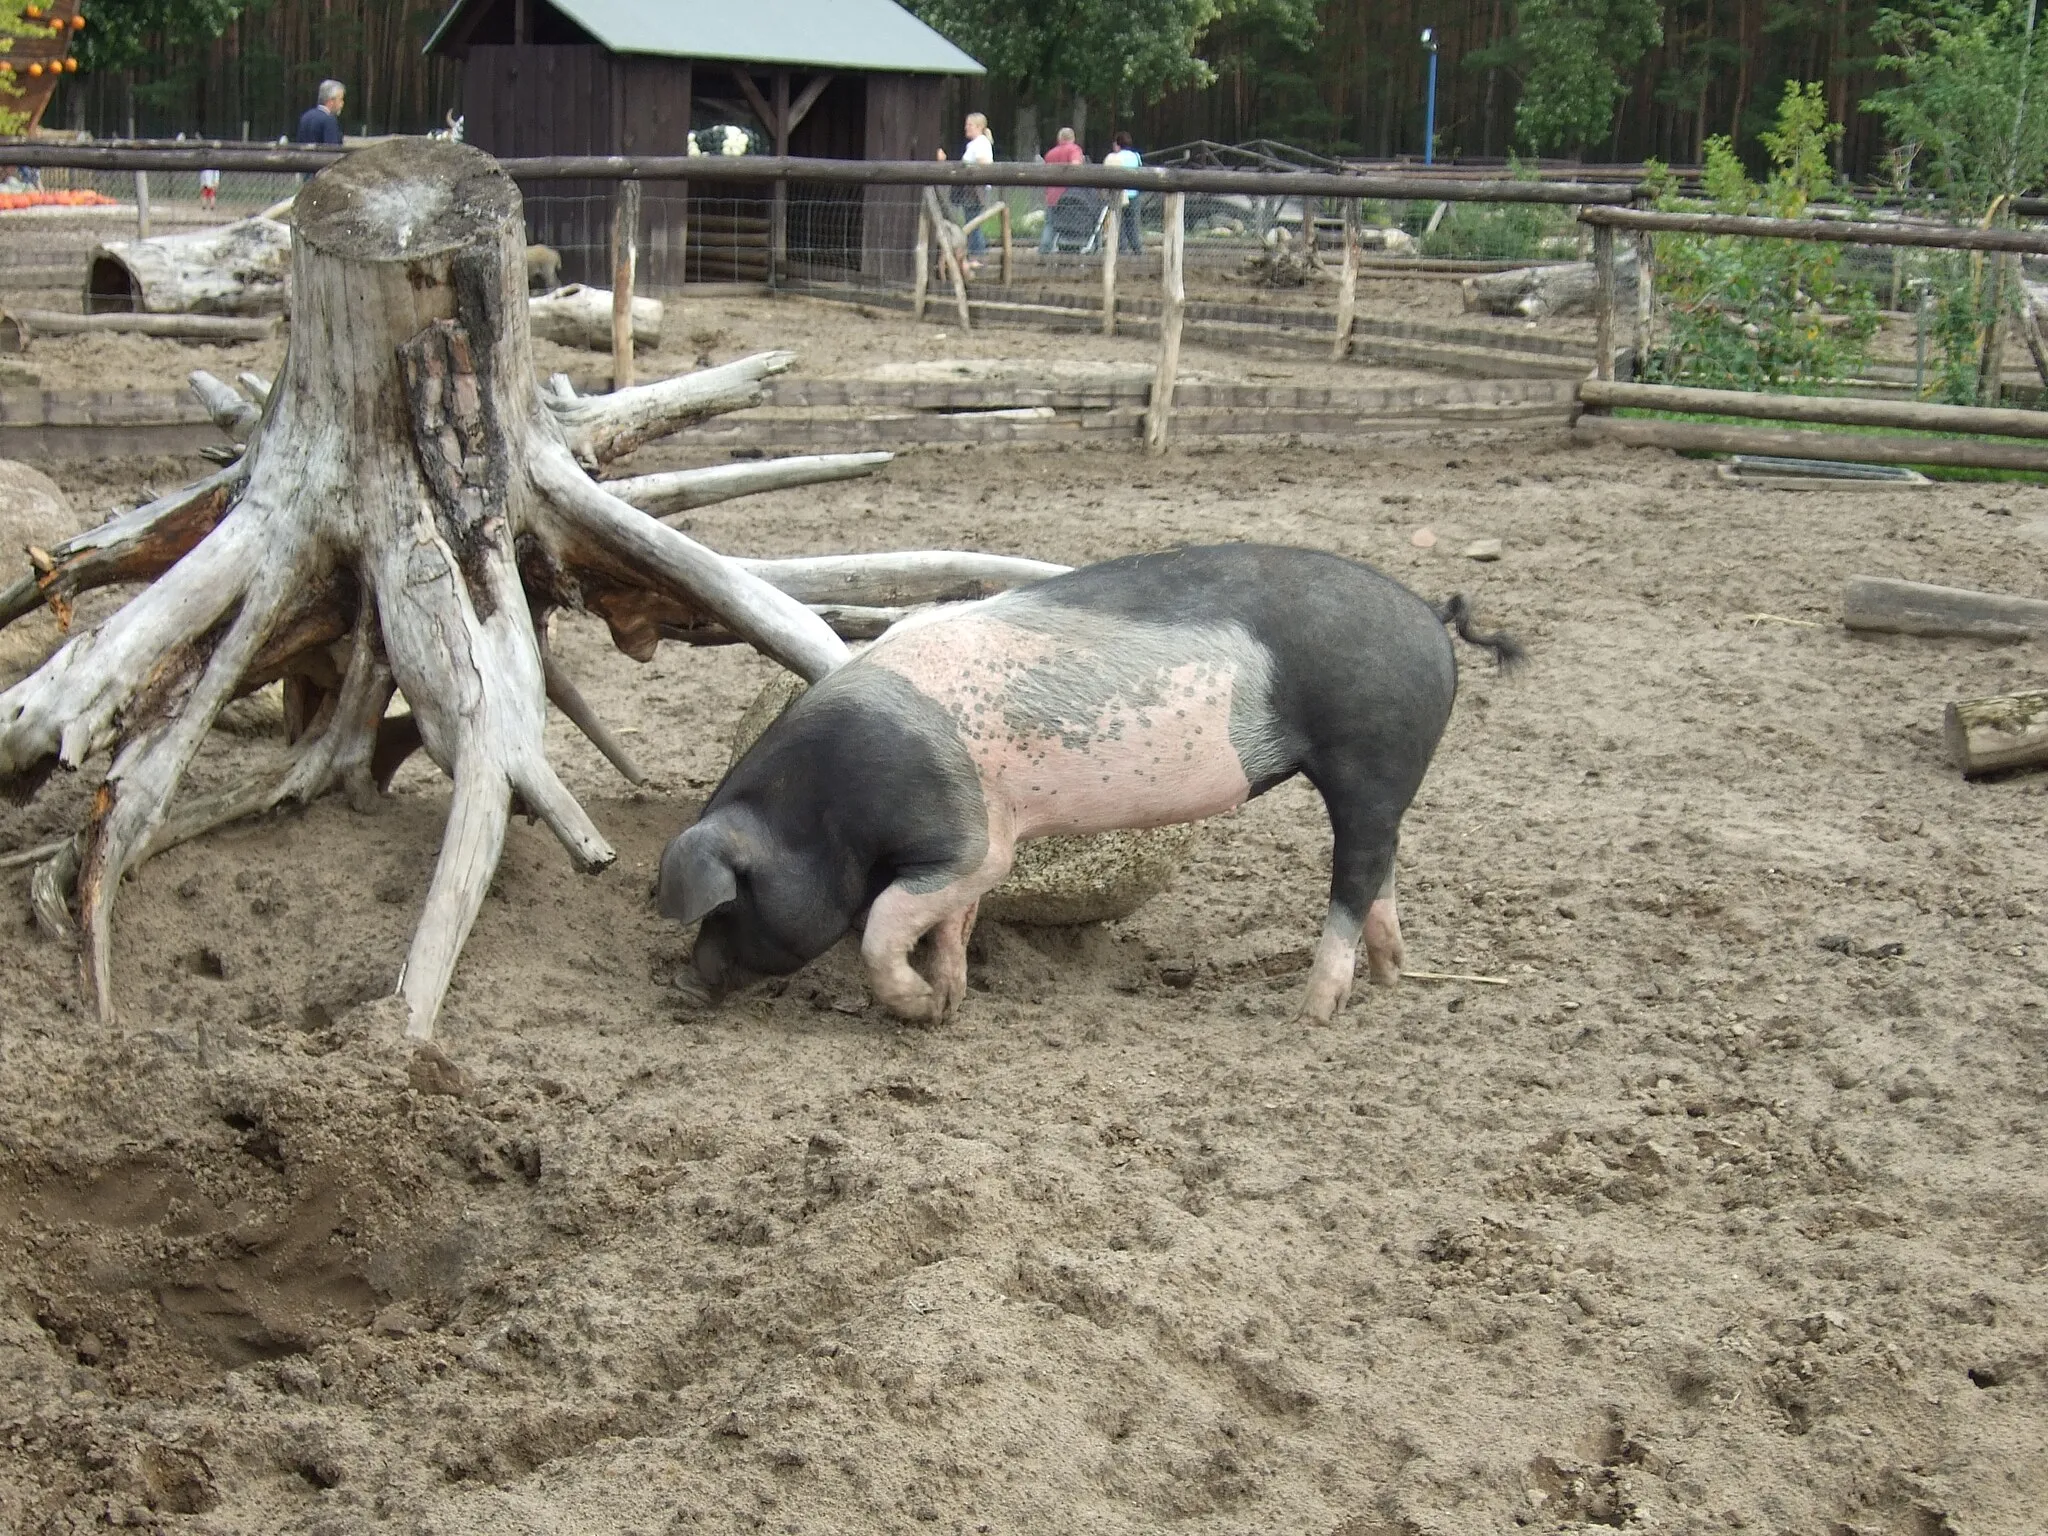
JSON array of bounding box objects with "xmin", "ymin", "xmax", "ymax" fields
[{"xmin": 674, "ymin": 919, "xmax": 760, "ymax": 1012}]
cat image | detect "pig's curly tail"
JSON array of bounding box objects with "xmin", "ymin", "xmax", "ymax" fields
[{"xmin": 1434, "ymin": 594, "xmax": 1524, "ymax": 672}]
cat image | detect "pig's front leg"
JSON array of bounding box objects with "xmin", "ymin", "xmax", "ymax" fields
[
  {"xmin": 925, "ymin": 899, "xmax": 980, "ymax": 1019},
  {"xmin": 863, "ymin": 845, "xmax": 1010, "ymax": 1024}
]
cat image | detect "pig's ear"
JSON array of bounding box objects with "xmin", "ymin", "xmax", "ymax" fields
[{"xmin": 658, "ymin": 825, "xmax": 739, "ymax": 925}]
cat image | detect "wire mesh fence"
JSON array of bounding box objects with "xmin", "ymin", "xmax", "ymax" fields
[
  {"xmin": 8, "ymin": 165, "xmax": 306, "ymax": 215},
  {"xmin": 519, "ymin": 183, "xmax": 1588, "ymax": 301}
]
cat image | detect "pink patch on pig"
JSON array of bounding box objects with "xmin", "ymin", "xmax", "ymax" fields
[{"xmin": 864, "ymin": 611, "xmax": 1255, "ymax": 841}]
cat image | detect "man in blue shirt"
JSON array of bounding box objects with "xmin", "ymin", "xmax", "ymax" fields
[{"xmin": 295, "ymin": 81, "xmax": 345, "ymax": 146}]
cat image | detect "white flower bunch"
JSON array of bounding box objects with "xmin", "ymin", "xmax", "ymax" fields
[{"xmin": 687, "ymin": 125, "xmax": 756, "ymax": 157}]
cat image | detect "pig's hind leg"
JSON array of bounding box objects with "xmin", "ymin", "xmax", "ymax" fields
[{"xmin": 1298, "ymin": 805, "xmax": 1404, "ymax": 1025}]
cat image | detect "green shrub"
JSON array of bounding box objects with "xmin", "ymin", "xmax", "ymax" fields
[{"xmin": 1646, "ymin": 83, "xmax": 1878, "ymax": 392}]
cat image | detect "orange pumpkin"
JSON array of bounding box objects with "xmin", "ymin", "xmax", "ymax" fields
[{"xmin": 65, "ymin": 57, "xmax": 77, "ymax": 70}]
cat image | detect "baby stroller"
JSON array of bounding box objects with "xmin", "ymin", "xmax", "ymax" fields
[{"xmin": 1045, "ymin": 188, "xmax": 1105, "ymax": 254}]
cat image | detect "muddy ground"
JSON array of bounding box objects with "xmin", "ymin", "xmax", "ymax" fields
[{"xmin": 2, "ymin": 287, "xmax": 2047, "ymax": 1536}]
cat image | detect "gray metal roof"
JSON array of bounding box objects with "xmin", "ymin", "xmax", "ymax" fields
[{"xmin": 427, "ymin": 0, "xmax": 985, "ymax": 73}]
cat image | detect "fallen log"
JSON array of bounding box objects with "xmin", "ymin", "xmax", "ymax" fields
[
  {"xmin": 1579, "ymin": 378, "xmax": 2048, "ymax": 439},
  {"xmin": 1463, "ymin": 248, "xmax": 1636, "ymax": 318},
  {"xmin": 1573, "ymin": 414, "xmax": 2048, "ymax": 471},
  {"xmin": 0, "ymin": 308, "xmax": 283, "ymax": 350},
  {"xmin": 1841, "ymin": 576, "xmax": 2048, "ymax": 642},
  {"xmin": 86, "ymin": 212, "xmax": 293, "ymax": 315},
  {"xmin": 1944, "ymin": 689, "xmax": 2048, "ymax": 775},
  {"xmin": 528, "ymin": 282, "xmax": 662, "ymax": 352}
]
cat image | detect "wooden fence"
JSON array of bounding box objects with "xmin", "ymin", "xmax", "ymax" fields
[{"xmin": 1576, "ymin": 204, "xmax": 2048, "ymax": 472}]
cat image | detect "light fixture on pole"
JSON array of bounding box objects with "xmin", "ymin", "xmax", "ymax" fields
[{"xmin": 1420, "ymin": 27, "xmax": 1439, "ymax": 167}]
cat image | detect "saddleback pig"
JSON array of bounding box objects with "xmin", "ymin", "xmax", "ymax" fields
[{"xmin": 660, "ymin": 544, "xmax": 1519, "ymax": 1024}]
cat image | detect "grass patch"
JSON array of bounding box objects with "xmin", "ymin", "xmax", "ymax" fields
[{"xmin": 1612, "ymin": 407, "xmax": 2048, "ymax": 483}]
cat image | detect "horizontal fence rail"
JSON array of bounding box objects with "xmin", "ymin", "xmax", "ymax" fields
[
  {"xmin": 1578, "ymin": 204, "xmax": 2048, "ymax": 256},
  {"xmin": 0, "ymin": 141, "xmax": 1636, "ymax": 203}
]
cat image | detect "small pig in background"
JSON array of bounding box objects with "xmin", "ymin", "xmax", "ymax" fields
[{"xmin": 660, "ymin": 544, "xmax": 1519, "ymax": 1024}]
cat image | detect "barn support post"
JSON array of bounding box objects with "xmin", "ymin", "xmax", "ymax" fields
[
  {"xmin": 771, "ymin": 70, "xmax": 790, "ymax": 286},
  {"xmin": 1144, "ymin": 192, "xmax": 1185, "ymax": 455},
  {"xmin": 611, "ymin": 179, "xmax": 641, "ymax": 392},
  {"xmin": 1101, "ymin": 199, "xmax": 1120, "ymax": 336}
]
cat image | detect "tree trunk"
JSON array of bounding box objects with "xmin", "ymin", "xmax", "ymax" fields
[
  {"xmin": 86, "ymin": 212, "xmax": 294, "ymax": 315},
  {"xmin": 528, "ymin": 283, "xmax": 663, "ymax": 351},
  {"xmin": 1462, "ymin": 250, "xmax": 1637, "ymax": 318},
  {"xmin": 0, "ymin": 141, "xmax": 863, "ymax": 1041}
]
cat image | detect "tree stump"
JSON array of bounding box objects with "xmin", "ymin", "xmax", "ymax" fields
[
  {"xmin": 0, "ymin": 140, "xmax": 875, "ymax": 1039},
  {"xmin": 730, "ymin": 674, "xmax": 1196, "ymax": 926}
]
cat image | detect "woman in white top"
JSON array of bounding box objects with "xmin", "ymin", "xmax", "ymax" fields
[
  {"xmin": 958, "ymin": 112, "xmax": 995, "ymax": 264},
  {"xmin": 1104, "ymin": 131, "xmax": 1143, "ymax": 254}
]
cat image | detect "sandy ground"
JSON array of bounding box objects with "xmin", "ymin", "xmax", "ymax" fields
[{"xmin": 2, "ymin": 292, "xmax": 2048, "ymax": 1536}]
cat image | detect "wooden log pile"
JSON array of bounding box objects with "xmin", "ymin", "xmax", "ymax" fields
[{"xmin": 1842, "ymin": 577, "xmax": 2048, "ymax": 778}]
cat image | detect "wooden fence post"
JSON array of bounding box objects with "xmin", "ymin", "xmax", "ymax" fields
[
  {"xmin": 1632, "ymin": 229, "xmax": 1654, "ymax": 379},
  {"xmin": 912, "ymin": 204, "xmax": 930, "ymax": 320},
  {"xmin": 1333, "ymin": 198, "xmax": 1359, "ymax": 360},
  {"xmin": 1592, "ymin": 222, "xmax": 1616, "ymax": 385},
  {"xmin": 1102, "ymin": 198, "xmax": 1120, "ymax": 336},
  {"xmin": 611, "ymin": 179, "xmax": 640, "ymax": 393},
  {"xmin": 1145, "ymin": 191, "xmax": 1186, "ymax": 455},
  {"xmin": 920, "ymin": 186, "xmax": 971, "ymax": 332},
  {"xmin": 1000, "ymin": 202, "xmax": 1013, "ymax": 286},
  {"xmin": 1982, "ymin": 251, "xmax": 2012, "ymax": 407}
]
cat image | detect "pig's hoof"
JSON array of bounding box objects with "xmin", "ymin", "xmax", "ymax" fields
[
  {"xmin": 1367, "ymin": 961, "xmax": 1402, "ymax": 987},
  {"xmin": 669, "ymin": 970, "xmax": 717, "ymax": 1011},
  {"xmin": 1294, "ymin": 981, "xmax": 1351, "ymax": 1026}
]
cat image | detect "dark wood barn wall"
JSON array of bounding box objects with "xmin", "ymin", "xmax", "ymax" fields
[
  {"xmin": 863, "ymin": 73, "xmax": 945, "ymax": 284},
  {"xmin": 458, "ymin": 48, "xmax": 940, "ymax": 288}
]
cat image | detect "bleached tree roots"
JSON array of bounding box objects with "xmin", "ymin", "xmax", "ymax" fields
[{"xmin": 0, "ymin": 140, "xmax": 1059, "ymax": 1039}]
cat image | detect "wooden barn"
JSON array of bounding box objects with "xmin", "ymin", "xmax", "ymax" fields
[{"xmin": 424, "ymin": 0, "xmax": 982, "ymax": 288}]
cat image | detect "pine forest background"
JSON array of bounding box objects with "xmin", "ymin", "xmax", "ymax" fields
[{"xmin": 43, "ymin": 0, "xmax": 1894, "ymax": 180}]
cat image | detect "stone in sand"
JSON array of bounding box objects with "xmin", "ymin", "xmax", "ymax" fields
[{"xmin": 0, "ymin": 460, "xmax": 86, "ymax": 684}]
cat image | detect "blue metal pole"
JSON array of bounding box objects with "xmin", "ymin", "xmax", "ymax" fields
[{"xmin": 1424, "ymin": 49, "xmax": 1439, "ymax": 165}]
